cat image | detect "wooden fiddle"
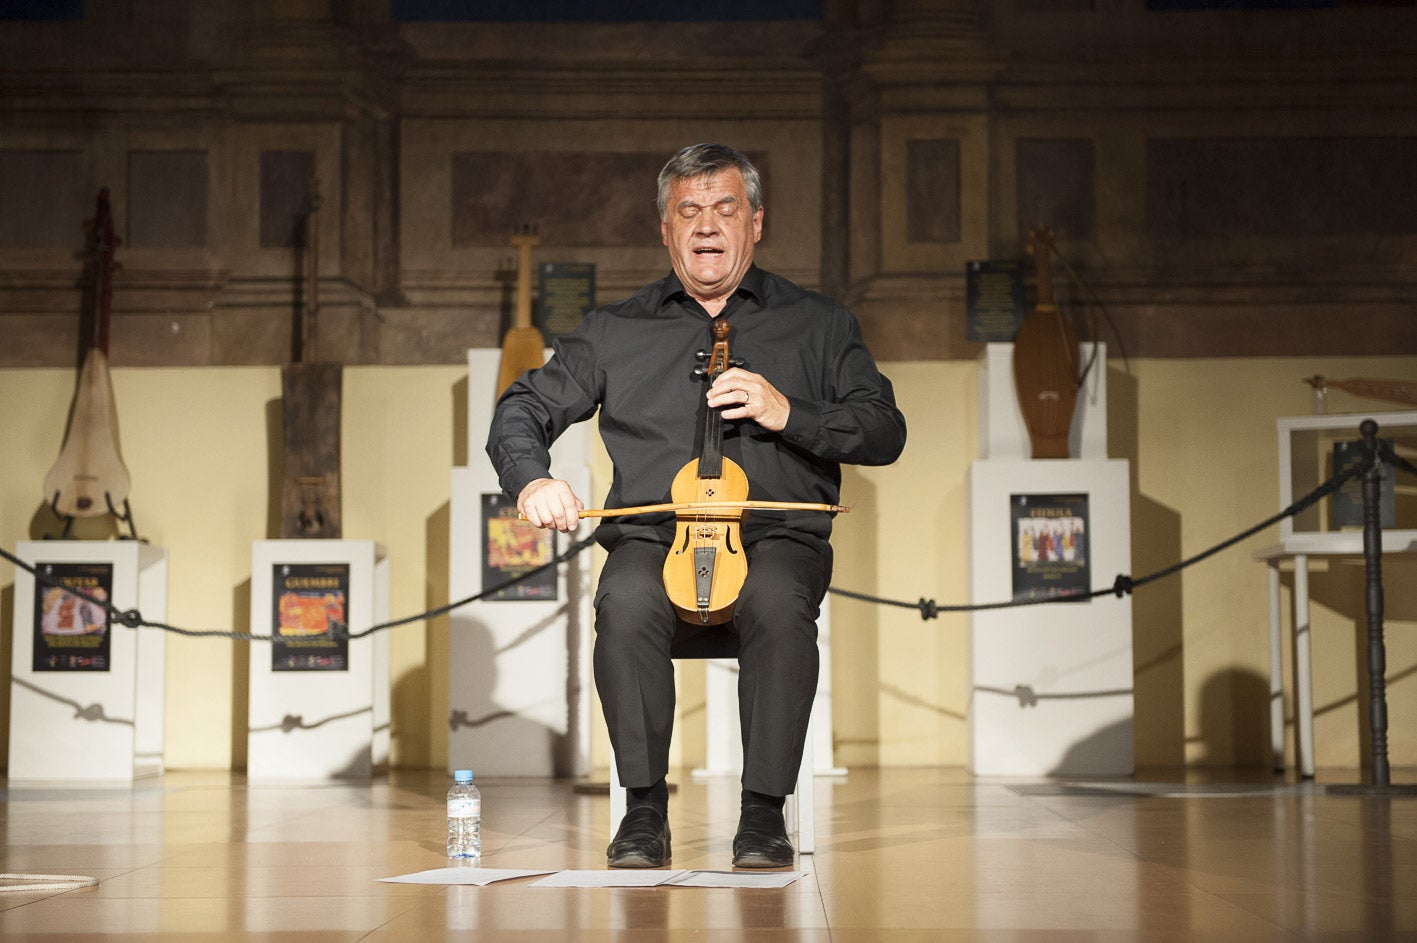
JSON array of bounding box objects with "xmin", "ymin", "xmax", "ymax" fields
[{"xmin": 661, "ymin": 319, "xmax": 749, "ymax": 625}]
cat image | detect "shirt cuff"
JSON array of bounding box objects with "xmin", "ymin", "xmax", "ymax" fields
[
  {"xmin": 779, "ymin": 395, "xmax": 821, "ymax": 449},
  {"xmin": 504, "ymin": 461, "xmax": 554, "ymax": 501}
]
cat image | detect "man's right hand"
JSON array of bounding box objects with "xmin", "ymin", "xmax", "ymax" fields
[{"xmin": 517, "ymin": 477, "xmax": 585, "ymax": 532}]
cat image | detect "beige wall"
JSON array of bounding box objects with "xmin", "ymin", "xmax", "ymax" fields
[{"xmin": 2, "ymin": 354, "xmax": 1414, "ymax": 773}]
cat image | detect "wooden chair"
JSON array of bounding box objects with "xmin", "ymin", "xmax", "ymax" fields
[{"xmin": 607, "ymin": 623, "xmax": 816, "ymax": 855}]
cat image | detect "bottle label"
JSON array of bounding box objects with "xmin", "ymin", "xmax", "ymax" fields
[{"xmin": 448, "ymin": 798, "xmax": 480, "ymax": 818}]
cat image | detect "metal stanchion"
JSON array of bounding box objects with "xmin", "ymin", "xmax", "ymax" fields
[{"xmin": 1329, "ymin": 419, "xmax": 1415, "ymax": 797}]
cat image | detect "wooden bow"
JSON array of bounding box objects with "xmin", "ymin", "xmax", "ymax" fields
[{"xmin": 520, "ymin": 500, "xmax": 849, "ymax": 520}]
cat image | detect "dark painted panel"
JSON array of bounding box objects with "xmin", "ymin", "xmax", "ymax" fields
[
  {"xmin": 905, "ymin": 139, "xmax": 961, "ymax": 244},
  {"xmin": 1147, "ymin": 137, "xmax": 1417, "ymax": 238},
  {"xmin": 260, "ymin": 151, "xmax": 316, "ymax": 249},
  {"xmin": 0, "ymin": 150, "xmax": 87, "ymax": 248},
  {"xmin": 1017, "ymin": 138, "xmax": 1095, "ymax": 242},
  {"xmin": 128, "ymin": 150, "xmax": 208, "ymax": 248}
]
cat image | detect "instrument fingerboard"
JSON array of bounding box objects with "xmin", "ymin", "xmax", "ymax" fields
[{"xmin": 698, "ymin": 319, "xmax": 732, "ymax": 479}]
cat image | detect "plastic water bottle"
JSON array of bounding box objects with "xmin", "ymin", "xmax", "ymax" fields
[{"xmin": 446, "ymin": 769, "xmax": 481, "ymax": 859}]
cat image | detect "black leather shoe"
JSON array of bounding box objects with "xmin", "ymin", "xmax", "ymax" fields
[
  {"xmin": 731, "ymin": 804, "xmax": 794, "ymax": 868},
  {"xmin": 607, "ymin": 805, "xmax": 671, "ymax": 868}
]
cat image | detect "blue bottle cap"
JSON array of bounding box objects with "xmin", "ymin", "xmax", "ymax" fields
[{"xmin": 454, "ymin": 769, "xmax": 473, "ymax": 783}]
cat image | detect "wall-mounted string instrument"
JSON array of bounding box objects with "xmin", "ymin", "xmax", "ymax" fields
[
  {"xmin": 496, "ymin": 225, "xmax": 546, "ymax": 397},
  {"xmin": 280, "ymin": 176, "xmax": 342, "ymax": 538},
  {"xmin": 44, "ymin": 188, "xmax": 137, "ymax": 538},
  {"xmin": 1012, "ymin": 225, "xmax": 1080, "ymax": 459},
  {"xmin": 1304, "ymin": 376, "xmax": 1417, "ymax": 408}
]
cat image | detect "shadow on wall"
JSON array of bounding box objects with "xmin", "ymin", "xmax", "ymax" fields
[
  {"xmin": 1050, "ymin": 717, "xmax": 1134, "ymax": 778},
  {"xmin": 1295, "ymin": 556, "xmax": 1416, "ymax": 771},
  {"xmin": 830, "ymin": 464, "xmax": 881, "ymax": 767},
  {"xmin": 1192, "ymin": 668, "xmax": 1272, "ymax": 767},
  {"xmin": 1108, "ymin": 365, "xmax": 1187, "ymax": 767},
  {"xmin": 0, "ymin": 582, "xmax": 11, "ymax": 770},
  {"xmin": 230, "ymin": 578, "xmax": 251, "ymax": 771},
  {"xmin": 447, "ymin": 615, "xmax": 563, "ymax": 775},
  {"xmin": 420, "ymin": 500, "xmax": 452, "ymax": 770}
]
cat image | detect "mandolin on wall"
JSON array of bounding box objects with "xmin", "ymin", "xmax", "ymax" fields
[{"xmin": 1012, "ymin": 226, "xmax": 1080, "ymax": 460}]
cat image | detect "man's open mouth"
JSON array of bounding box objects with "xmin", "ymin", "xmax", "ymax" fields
[{"xmin": 694, "ymin": 248, "xmax": 723, "ymax": 255}]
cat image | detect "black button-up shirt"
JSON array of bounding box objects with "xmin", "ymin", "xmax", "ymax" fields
[{"xmin": 487, "ymin": 266, "xmax": 907, "ymax": 552}]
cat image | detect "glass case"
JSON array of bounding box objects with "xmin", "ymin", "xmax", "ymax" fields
[{"xmin": 1276, "ymin": 410, "xmax": 1417, "ymax": 552}]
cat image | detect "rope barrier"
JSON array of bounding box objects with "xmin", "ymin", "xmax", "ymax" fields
[
  {"xmin": 0, "ymin": 454, "xmax": 1378, "ymax": 638},
  {"xmin": 0, "ymin": 873, "xmax": 99, "ymax": 894},
  {"xmin": 0, "ymin": 430, "xmax": 1401, "ymax": 892}
]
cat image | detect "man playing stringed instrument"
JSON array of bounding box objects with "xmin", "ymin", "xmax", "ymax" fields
[{"xmin": 488, "ymin": 144, "xmax": 906, "ymax": 868}]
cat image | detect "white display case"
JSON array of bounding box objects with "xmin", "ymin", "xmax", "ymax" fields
[
  {"xmin": 247, "ymin": 539, "xmax": 389, "ymax": 780},
  {"xmin": 1276, "ymin": 410, "xmax": 1417, "ymax": 554},
  {"xmin": 8, "ymin": 540, "xmax": 168, "ymax": 782},
  {"xmin": 1259, "ymin": 409, "xmax": 1417, "ymax": 776}
]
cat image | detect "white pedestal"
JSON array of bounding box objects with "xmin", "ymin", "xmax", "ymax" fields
[
  {"xmin": 247, "ymin": 539, "xmax": 389, "ymax": 780},
  {"xmin": 8, "ymin": 540, "xmax": 168, "ymax": 782},
  {"xmin": 967, "ymin": 341, "xmax": 1133, "ymax": 777},
  {"xmin": 449, "ymin": 348, "xmax": 593, "ymax": 777},
  {"xmin": 967, "ymin": 460, "xmax": 1134, "ymax": 776}
]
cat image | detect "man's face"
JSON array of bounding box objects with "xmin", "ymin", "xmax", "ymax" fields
[{"xmin": 660, "ymin": 169, "xmax": 763, "ymax": 305}]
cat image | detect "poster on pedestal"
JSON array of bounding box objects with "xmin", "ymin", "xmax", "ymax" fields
[
  {"xmin": 482, "ymin": 493, "xmax": 557, "ymax": 601},
  {"xmin": 32, "ymin": 561, "xmax": 112, "ymax": 672},
  {"xmin": 272, "ymin": 562, "xmax": 349, "ymax": 671},
  {"xmin": 1011, "ymin": 493, "xmax": 1090, "ymax": 602}
]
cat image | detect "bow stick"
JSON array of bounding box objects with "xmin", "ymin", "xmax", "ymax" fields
[{"xmin": 520, "ymin": 499, "xmax": 849, "ymax": 520}]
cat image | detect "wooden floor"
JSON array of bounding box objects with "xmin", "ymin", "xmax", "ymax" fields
[{"xmin": 1, "ymin": 766, "xmax": 1414, "ymax": 942}]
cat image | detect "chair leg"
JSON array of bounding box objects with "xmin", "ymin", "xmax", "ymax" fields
[
  {"xmin": 788, "ymin": 712, "xmax": 816, "ymax": 855},
  {"xmin": 608, "ymin": 746, "xmax": 626, "ymax": 836}
]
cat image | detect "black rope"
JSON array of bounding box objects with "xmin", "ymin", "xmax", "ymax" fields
[
  {"xmin": 0, "ymin": 447, "xmax": 1396, "ymax": 639},
  {"xmin": 1382, "ymin": 440, "xmax": 1417, "ymax": 479},
  {"xmin": 1, "ymin": 535, "xmax": 597, "ymax": 643},
  {"xmin": 830, "ymin": 456, "xmax": 1369, "ymax": 618}
]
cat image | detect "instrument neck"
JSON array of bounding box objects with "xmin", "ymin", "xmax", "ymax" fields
[{"xmin": 699, "ymin": 400, "xmax": 724, "ymax": 478}]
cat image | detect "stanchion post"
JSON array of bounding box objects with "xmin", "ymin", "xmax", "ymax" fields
[{"xmin": 1359, "ymin": 419, "xmax": 1390, "ymax": 789}]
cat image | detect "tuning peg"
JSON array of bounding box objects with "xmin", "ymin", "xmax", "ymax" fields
[
  {"xmin": 728, "ymin": 357, "xmax": 745, "ymax": 368},
  {"xmin": 694, "ymin": 349, "xmax": 709, "ymax": 361}
]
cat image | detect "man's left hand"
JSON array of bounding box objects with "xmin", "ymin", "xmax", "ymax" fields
[{"xmin": 709, "ymin": 367, "xmax": 789, "ymax": 432}]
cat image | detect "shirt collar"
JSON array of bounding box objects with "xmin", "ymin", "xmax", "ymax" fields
[{"xmin": 660, "ymin": 265, "xmax": 766, "ymax": 310}]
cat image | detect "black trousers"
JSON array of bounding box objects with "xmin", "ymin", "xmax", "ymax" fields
[{"xmin": 593, "ymin": 536, "xmax": 831, "ymax": 797}]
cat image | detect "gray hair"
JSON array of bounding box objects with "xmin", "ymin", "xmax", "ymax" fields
[{"xmin": 656, "ymin": 143, "xmax": 763, "ymax": 218}]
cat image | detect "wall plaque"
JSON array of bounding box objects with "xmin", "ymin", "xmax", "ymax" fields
[
  {"xmin": 966, "ymin": 259, "xmax": 1025, "ymax": 342},
  {"xmin": 538, "ymin": 262, "xmax": 596, "ymax": 340}
]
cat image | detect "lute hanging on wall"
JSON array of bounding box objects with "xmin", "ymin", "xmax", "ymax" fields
[
  {"xmin": 43, "ymin": 188, "xmax": 138, "ymax": 538},
  {"xmin": 1303, "ymin": 375, "xmax": 1417, "ymax": 408},
  {"xmin": 279, "ymin": 177, "xmax": 342, "ymax": 539},
  {"xmin": 1012, "ymin": 226, "xmax": 1080, "ymax": 459},
  {"xmin": 496, "ymin": 225, "xmax": 547, "ymax": 397}
]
